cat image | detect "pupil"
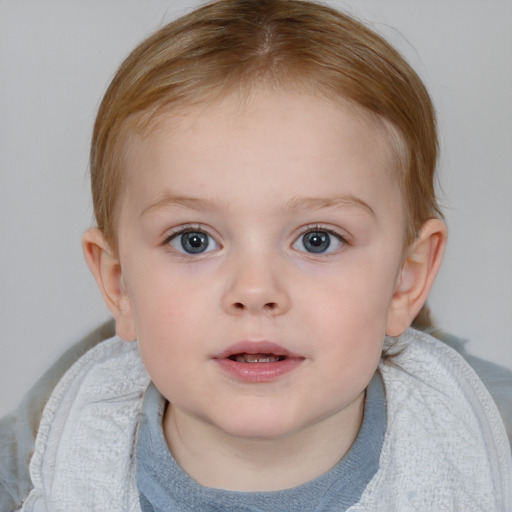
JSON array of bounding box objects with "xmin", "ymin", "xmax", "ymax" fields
[
  {"xmin": 182, "ymin": 232, "xmax": 207, "ymax": 253},
  {"xmin": 303, "ymin": 231, "xmax": 330, "ymax": 253},
  {"xmin": 189, "ymin": 235, "xmax": 202, "ymax": 247}
]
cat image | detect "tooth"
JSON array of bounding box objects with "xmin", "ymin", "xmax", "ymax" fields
[{"xmin": 234, "ymin": 353, "xmax": 281, "ymax": 363}]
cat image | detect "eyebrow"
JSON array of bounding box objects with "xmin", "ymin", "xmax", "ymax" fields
[
  {"xmin": 283, "ymin": 194, "xmax": 376, "ymax": 217},
  {"xmin": 140, "ymin": 193, "xmax": 227, "ymax": 218},
  {"xmin": 140, "ymin": 192, "xmax": 375, "ymax": 218}
]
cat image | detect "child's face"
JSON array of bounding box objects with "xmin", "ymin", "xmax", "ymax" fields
[{"xmin": 115, "ymin": 88, "xmax": 406, "ymax": 440}]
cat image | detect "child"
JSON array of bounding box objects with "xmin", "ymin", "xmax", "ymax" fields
[{"xmin": 1, "ymin": 0, "xmax": 511, "ymax": 510}]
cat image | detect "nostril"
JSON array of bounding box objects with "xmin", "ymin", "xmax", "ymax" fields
[
  {"xmin": 226, "ymin": 298, "xmax": 287, "ymax": 315},
  {"xmin": 232, "ymin": 302, "xmax": 276, "ymax": 311}
]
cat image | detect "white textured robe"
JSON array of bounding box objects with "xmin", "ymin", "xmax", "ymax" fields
[{"xmin": 19, "ymin": 329, "xmax": 512, "ymax": 511}]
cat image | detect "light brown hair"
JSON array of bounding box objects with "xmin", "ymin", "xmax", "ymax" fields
[{"xmin": 90, "ymin": 0, "xmax": 443, "ymax": 266}]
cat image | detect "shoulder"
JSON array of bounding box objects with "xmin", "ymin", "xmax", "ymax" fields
[
  {"xmin": 370, "ymin": 329, "xmax": 512, "ymax": 510},
  {"xmin": 0, "ymin": 321, "xmax": 115, "ymax": 512},
  {"xmin": 425, "ymin": 328, "xmax": 512, "ymax": 449},
  {"xmin": 25, "ymin": 329, "xmax": 148, "ymax": 510}
]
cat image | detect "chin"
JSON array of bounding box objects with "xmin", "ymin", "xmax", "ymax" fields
[{"xmin": 215, "ymin": 412, "xmax": 303, "ymax": 441}]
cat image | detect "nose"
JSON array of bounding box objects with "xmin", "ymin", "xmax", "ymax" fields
[{"xmin": 221, "ymin": 253, "xmax": 291, "ymax": 317}]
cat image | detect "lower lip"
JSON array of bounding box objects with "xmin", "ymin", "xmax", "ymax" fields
[{"xmin": 214, "ymin": 357, "xmax": 304, "ymax": 383}]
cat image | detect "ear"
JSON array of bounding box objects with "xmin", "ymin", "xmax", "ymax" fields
[
  {"xmin": 82, "ymin": 228, "xmax": 137, "ymax": 341},
  {"xmin": 386, "ymin": 218, "xmax": 447, "ymax": 336}
]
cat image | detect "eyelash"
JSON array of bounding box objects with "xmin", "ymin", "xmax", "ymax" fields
[
  {"xmin": 163, "ymin": 224, "xmax": 219, "ymax": 251},
  {"xmin": 163, "ymin": 224, "xmax": 205, "ymax": 244},
  {"xmin": 293, "ymin": 224, "xmax": 348, "ymax": 253},
  {"xmin": 299, "ymin": 224, "xmax": 347, "ymax": 241},
  {"xmin": 162, "ymin": 224, "xmax": 349, "ymax": 255}
]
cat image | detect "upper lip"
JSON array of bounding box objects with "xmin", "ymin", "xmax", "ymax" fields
[{"xmin": 213, "ymin": 341, "xmax": 303, "ymax": 360}]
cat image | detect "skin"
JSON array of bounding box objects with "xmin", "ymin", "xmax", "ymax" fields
[{"xmin": 84, "ymin": 87, "xmax": 446, "ymax": 491}]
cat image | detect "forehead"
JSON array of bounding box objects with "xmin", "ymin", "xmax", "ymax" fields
[{"xmin": 120, "ymin": 88, "xmax": 403, "ymax": 219}]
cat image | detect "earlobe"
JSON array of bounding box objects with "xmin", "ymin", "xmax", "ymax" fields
[
  {"xmin": 82, "ymin": 228, "xmax": 137, "ymax": 341},
  {"xmin": 386, "ymin": 218, "xmax": 447, "ymax": 337}
]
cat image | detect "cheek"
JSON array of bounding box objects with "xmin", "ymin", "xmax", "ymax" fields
[
  {"xmin": 125, "ymin": 264, "xmax": 215, "ymax": 360},
  {"xmin": 126, "ymin": 255, "xmax": 204, "ymax": 321},
  {"xmin": 134, "ymin": 300, "xmax": 204, "ymax": 399},
  {"xmin": 302, "ymin": 255, "xmax": 398, "ymax": 366},
  {"xmin": 315, "ymin": 260, "xmax": 397, "ymax": 327}
]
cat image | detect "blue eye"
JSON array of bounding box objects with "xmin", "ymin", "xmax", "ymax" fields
[
  {"xmin": 169, "ymin": 230, "xmax": 219, "ymax": 254},
  {"xmin": 293, "ymin": 229, "xmax": 344, "ymax": 254}
]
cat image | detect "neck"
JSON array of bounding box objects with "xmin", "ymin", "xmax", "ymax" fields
[{"xmin": 162, "ymin": 392, "xmax": 365, "ymax": 492}]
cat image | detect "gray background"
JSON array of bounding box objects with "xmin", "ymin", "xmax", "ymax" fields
[{"xmin": 1, "ymin": 0, "xmax": 511, "ymax": 416}]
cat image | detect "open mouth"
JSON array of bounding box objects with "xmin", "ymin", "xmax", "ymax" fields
[
  {"xmin": 227, "ymin": 353, "xmax": 287, "ymax": 363},
  {"xmin": 214, "ymin": 342, "xmax": 303, "ymax": 382}
]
